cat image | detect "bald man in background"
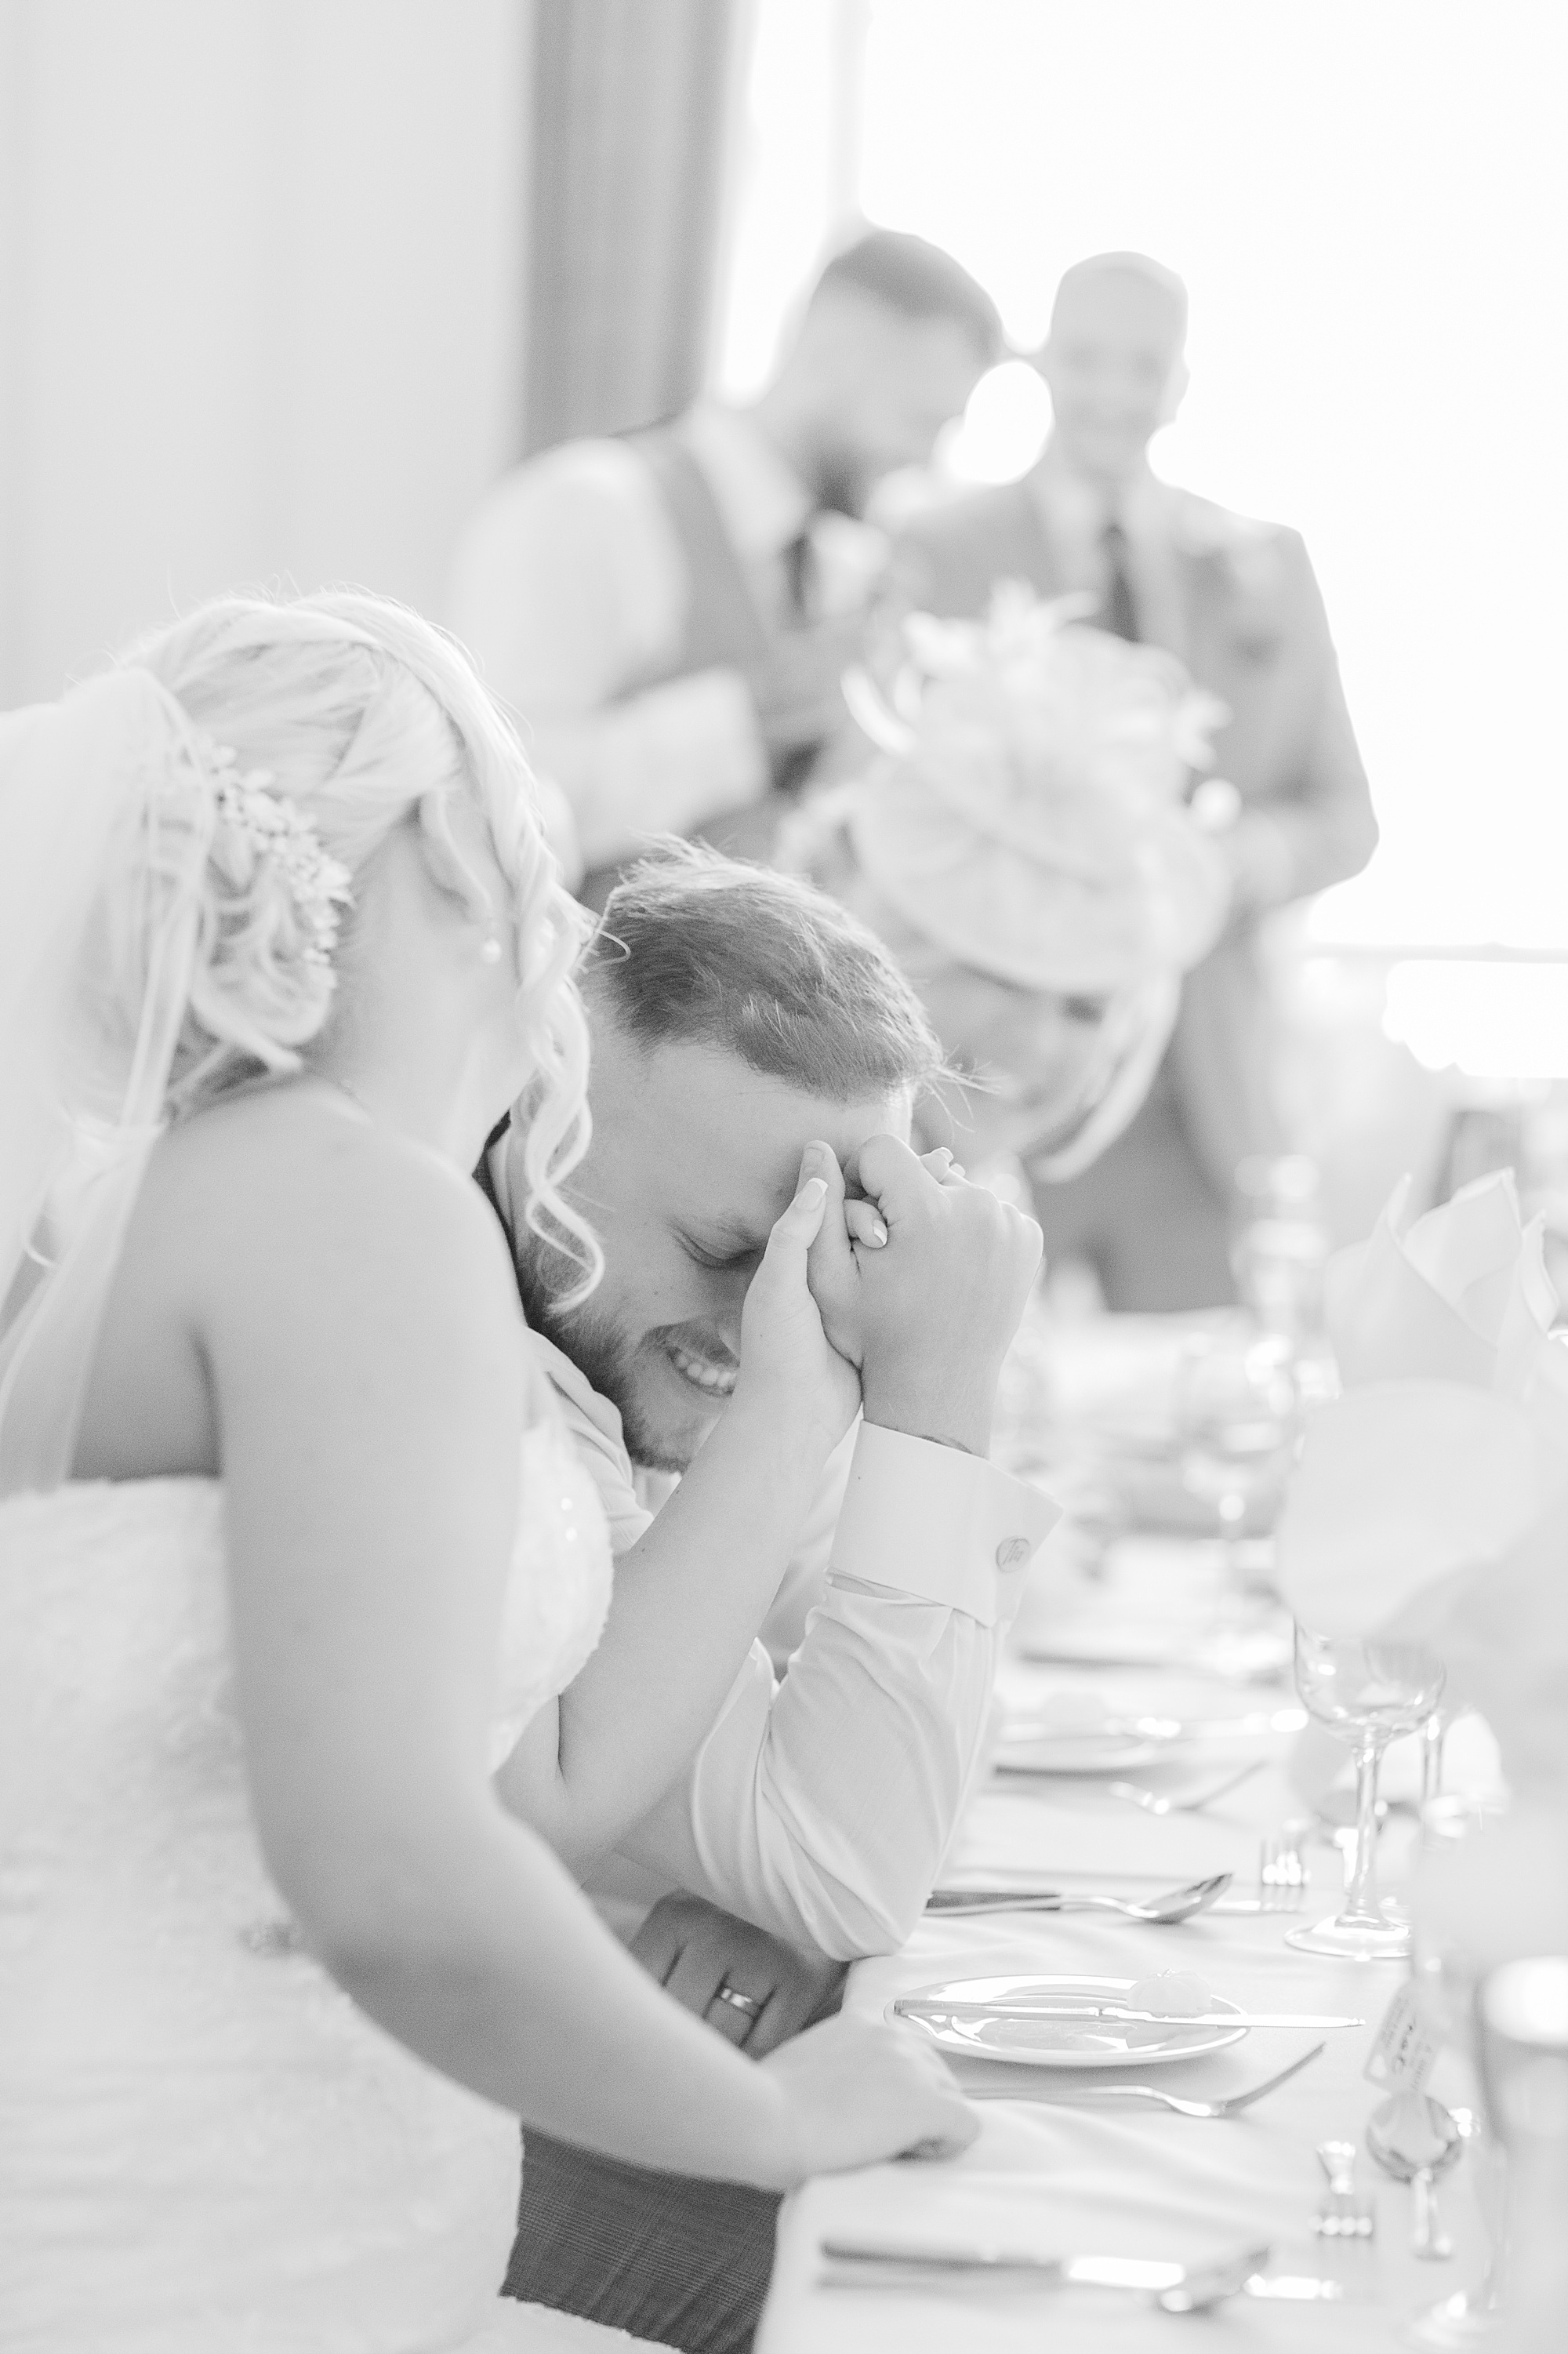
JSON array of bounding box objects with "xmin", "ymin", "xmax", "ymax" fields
[{"xmin": 891, "ymin": 252, "xmax": 1377, "ymax": 1309}]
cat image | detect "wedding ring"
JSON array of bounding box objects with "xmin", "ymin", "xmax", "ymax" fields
[{"xmin": 715, "ymin": 1982, "xmax": 762, "ymax": 2018}]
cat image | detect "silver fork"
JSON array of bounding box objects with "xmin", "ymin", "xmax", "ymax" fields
[
  {"xmin": 1203, "ymin": 1827, "xmax": 1311, "ymax": 1915},
  {"xmin": 1314, "ymin": 2139, "xmax": 1376, "ymax": 2238},
  {"xmin": 1102, "ymin": 1760, "xmax": 1265, "ymax": 1817},
  {"xmin": 964, "ymin": 2040, "xmax": 1327, "ymax": 2116},
  {"xmin": 1259, "ymin": 1822, "xmax": 1310, "ymax": 1911}
]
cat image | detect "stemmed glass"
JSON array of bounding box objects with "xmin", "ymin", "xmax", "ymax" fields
[
  {"xmin": 1472, "ymin": 1959, "xmax": 1568, "ymax": 2346},
  {"xmin": 1175, "ymin": 1329, "xmax": 1298, "ymax": 1586},
  {"xmin": 1408, "ymin": 1794, "xmax": 1513, "ymax": 2345},
  {"xmin": 1420, "ymin": 1702, "xmax": 1473, "ymax": 1812},
  {"xmin": 1287, "ymin": 1624, "xmax": 1446, "ymax": 1960}
]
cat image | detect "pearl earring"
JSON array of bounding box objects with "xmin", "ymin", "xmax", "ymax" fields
[{"xmin": 479, "ymin": 932, "xmax": 503, "ymax": 966}]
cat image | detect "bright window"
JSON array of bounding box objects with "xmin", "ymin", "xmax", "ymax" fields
[{"xmin": 717, "ymin": 0, "xmax": 1567, "ymax": 954}]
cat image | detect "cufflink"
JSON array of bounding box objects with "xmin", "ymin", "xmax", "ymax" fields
[{"xmin": 995, "ymin": 1537, "xmax": 1032, "ymax": 1569}]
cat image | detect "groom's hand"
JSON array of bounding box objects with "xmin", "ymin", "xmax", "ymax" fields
[
  {"xmin": 630, "ymin": 1893, "xmax": 848, "ymax": 2058},
  {"xmin": 811, "ymin": 1135, "xmax": 1042, "ymax": 1456}
]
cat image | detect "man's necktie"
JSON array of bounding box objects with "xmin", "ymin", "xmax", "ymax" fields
[
  {"xmin": 1101, "ymin": 518, "xmax": 1140, "ymax": 642},
  {"xmin": 781, "ymin": 525, "xmax": 817, "ymax": 626}
]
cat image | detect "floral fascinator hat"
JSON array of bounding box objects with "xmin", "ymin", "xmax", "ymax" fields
[
  {"xmin": 785, "ymin": 584, "xmax": 1235, "ymax": 1176},
  {"xmin": 839, "ymin": 582, "xmax": 1232, "ymax": 996}
]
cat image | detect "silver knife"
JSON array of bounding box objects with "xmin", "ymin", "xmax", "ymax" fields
[
  {"xmin": 927, "ymin": 1887, "xmax": 1089, "ymax": 1913},
  {"xmin": 999, "ymin": 1707, "xmax": 1306, "ymax": 1742},
  {"xmin": 821, "ymin": 2242, "xmax": 1216, "ymax": 2290},
  {"xmin": 1015, "ymin": 1647, "xmax": 1289, "ymax": 1684},
  {"xmin": 895, "ymin": 1997, "xmax": 1363, "ymax": 2030},
  {"xmin": 818, "ymin": 2243, "xmax": 1341, "ymax": 2301},
  {"xmin": 927, "ymin": 1887, "xmax": 1291, "ymax": 1917}
]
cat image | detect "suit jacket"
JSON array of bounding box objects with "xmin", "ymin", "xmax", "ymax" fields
[{"xmin": 891, "ymin": 478, "xmax": 1377, "ymax": 1190}]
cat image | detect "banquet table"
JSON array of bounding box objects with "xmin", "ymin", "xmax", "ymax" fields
[{"xmin": 756, "ymin": 1317, "xmax": 1500, "ymax": 2353}]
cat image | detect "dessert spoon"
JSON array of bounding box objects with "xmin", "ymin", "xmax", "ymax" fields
[{"xmin": 1366, "ymin": 2093, "xmax": 1464, "ymax": 2259}]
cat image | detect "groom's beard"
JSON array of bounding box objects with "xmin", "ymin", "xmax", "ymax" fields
[{"xmin": 510, "ymin": 1233, "xmax": 731, "ymax": 1477}]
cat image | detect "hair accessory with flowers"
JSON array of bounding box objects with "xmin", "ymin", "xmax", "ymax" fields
[
  {"xmin": 200, "ymin": 738, "xmax": 353, "ymax": 967},
  {"xmin": 837, "ymin": 583, "xmax": 1235, "ymax": 995}
]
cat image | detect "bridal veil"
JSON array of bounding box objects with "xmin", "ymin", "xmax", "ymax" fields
[{"xmin": 0, "ymin": 670, "xmax": 212, "ymax": 1496}]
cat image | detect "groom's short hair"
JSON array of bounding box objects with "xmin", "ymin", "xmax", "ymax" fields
[{"xmin": 587, "ymin": 845, "xmax": 945, "ymax": 1103}]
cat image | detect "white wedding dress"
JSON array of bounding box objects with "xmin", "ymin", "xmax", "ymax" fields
[{"xmin": 0, "ymin": 1418, "xmax": 659, "ymax": 2353}]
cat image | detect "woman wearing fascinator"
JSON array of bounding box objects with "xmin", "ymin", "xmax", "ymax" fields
[
  {"xmin": 782, "ymin": 583, "xmax": 1235, "ymax": 1197},
  {"xmin": 0, "ymin": 592, "xmax": 972, "ymax": 2350}
]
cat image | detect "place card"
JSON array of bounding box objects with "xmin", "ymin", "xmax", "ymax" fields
[{"xmin": 1363, "ymin": 1981, "xmax": 1439, "ymax": 2093}]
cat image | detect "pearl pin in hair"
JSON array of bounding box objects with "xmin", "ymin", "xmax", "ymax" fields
[{"xmin": 200, "ymin": 738, "xmax": 352, "ymax": 968}]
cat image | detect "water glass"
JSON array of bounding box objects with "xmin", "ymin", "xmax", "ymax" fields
[
  {"xmin": 1408, "ymin": 1797, "xmax": 1512, "ymax": 2342},
  {"xmin": 1175, "ymin": 1329, "xmax": 1298, "ymax": 1581},
  {"xmin": 1287, "ymin": 1622, "xmax": 1446, "ymax": 1960},
  {"xmin": 1472, "ymin": 1960, "xmax": 1568, "ymax": 2353}
]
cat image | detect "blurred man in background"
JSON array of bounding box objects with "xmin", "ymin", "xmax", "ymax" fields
[
  {"xmin": 891, "ymin": 252, "xmax": 1377, "ymax": 1309},
  {"xmin": 448, "ymin": 230, "xmax": 1001, "ymax": 902}
]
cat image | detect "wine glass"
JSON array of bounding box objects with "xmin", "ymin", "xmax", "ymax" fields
[
  {"xmin": 1472, "ymin": 1959, "xmax": 1568, "ymax": 2349},
  {"xmin": 1175, "ymin": 1330, "xmax": 1298, "ymax": 1586},
  {"xmin": 1287, "ymin": 1623, "xmax": 1446, "ymax": 1960},
  {"xmin": 1419, "ymin": 1701, "xmax": 1475, "ymax": 1812},
  {"xmin": 1408, "ymin": 1796, "xmax": 1513, "ymax": 2346}
]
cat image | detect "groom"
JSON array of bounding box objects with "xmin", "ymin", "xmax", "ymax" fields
[{"xmin": 478, "ymin": 847, "xmax": 1055, "ymax": 2351}]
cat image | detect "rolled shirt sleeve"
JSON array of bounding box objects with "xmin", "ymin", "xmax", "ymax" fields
[{"xmin": 585, "ymin": 1424, "xmax": 1060, "ymax": 1960}]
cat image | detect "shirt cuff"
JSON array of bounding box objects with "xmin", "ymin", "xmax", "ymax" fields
[{"xmin": 829, "ymin": 1423, "xmax": 1061, "ymax": 1626}]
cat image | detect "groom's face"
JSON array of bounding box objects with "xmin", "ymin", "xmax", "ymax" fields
[{"xmin": 512, "ymin": 1016, "xmax": 910, "ymax": 1472}]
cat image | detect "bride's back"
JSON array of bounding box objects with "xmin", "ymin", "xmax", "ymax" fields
[
  {"xmin": 0, "ymin": 589, "xmax": 608, "ymax": 2352},
  {"xmin": 74, "ymin": 1084, "xmax": 388, "ymax": 1483}
]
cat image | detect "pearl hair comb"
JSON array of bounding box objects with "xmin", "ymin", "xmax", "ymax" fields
[{"xmin": 201, "ymin": 739, "xmax": 353, "ymax": 968}]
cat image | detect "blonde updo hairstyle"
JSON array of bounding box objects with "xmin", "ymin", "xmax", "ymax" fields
[{"xmin": 117, "ymin": 587, "xmax": 601, "ymax": 1299}]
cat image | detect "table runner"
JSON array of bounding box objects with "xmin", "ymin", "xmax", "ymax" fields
[{"xmin": 757, "ymin": 1506, "xmax": 1497, "ymax": 2352}]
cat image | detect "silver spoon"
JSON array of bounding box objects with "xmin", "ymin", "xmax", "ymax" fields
[
  {"xmin": 925, "ymin": 1871, "xmax": 1232, "ymax": 1924},
  {"xmin": 1366, "ymin": 2093, "xmax": 1464, "ymax": 2260}
]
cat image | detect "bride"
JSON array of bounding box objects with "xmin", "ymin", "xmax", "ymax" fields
[{"xmin": 0, "ymin": 590, "xmax": 973, "ymax": 2351}]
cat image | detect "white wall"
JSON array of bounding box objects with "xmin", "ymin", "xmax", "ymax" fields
[{"xmin": 0, "ymin": 0, "xmax": 532, "ymax": 704}]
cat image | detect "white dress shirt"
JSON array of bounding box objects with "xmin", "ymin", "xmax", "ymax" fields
[
  {"xmin": 532, "ymin": 1334, "xmax": 1058, "ymax": 1960},
  {"xmin": 446, "ymin": 405, "xmax": 881, "ymax": 871}
]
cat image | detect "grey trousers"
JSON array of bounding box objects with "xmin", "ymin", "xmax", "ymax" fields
[{"xmin": 503, "ymin": 2129, "xmax": 781, "ymax": 2354}]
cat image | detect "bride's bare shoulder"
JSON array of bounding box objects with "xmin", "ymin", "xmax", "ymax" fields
[{"xmin": 144, "ymin": 1088, "xmax": 511, "ymax": 1302}]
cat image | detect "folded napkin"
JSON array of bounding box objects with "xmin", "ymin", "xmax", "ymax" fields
[{"xmin": 1276, "ymin": 1170, "xmax": 1568, "ymax": 1798}]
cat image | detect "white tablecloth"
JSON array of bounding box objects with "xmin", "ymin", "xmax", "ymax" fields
[{"xmin": 756, "ymin": 1507, "xmax": 1497, "ymax": 2352}]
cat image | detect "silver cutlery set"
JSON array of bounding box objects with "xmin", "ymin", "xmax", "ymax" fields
[{"xmin": 853, "ymin": 1682, "xmax": 1460, "ymax": 2313}]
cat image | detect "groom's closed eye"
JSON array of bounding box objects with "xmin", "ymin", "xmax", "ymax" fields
[{"xmin": 676, "ymin": 1225, "xmax": 767, "ymax": 1274}]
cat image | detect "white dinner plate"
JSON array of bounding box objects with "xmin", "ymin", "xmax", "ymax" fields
[
  {"xmin": 890, "ymin": 1974, "xmax": 1249, "ymax": 2069},
  {"xmin": 993, "ymin": 1727, "xmax": 1177, "ymax": 1775}
]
